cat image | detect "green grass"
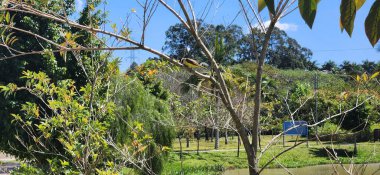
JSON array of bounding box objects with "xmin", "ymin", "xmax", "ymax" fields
[{"xmin": 162, "ymin": 136, "xmax": 380, "ymax": 175}]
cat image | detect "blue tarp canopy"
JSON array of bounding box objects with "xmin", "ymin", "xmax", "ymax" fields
[{"xmin": 283, "ymin": 121, "xmax": 308, "ymax": 136}]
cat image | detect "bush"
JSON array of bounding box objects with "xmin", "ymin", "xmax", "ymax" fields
[{"xmin": 11, "ymin": 163, "xmax": 44, "ymax": 175}]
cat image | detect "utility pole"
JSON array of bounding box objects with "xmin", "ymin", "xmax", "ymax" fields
[
  {"xmin": 314, "ymin": 73, "xmax": 319, "ymax": 144},
  {"xmin": 129, "ymin": 42, "xmax": 136, "ymax": 64}
]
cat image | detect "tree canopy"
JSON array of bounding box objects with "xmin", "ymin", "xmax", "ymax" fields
[{"xmin": 164, "ymin": 22, "xmax": 317, "ymax": 70}]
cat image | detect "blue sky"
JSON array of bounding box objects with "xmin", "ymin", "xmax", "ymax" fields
[{"xmin": 77, "ymin": 0, "xmax": 379, "ymax": 71}]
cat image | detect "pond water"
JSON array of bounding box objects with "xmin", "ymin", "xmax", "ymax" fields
[{"xmin": 224, "ymin": 163, "xmax": 380, "ymax": 175}]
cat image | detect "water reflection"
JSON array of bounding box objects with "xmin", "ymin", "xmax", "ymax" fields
[{"xmin": 224, "ymin": 163, "xmax": 380, "ymax": 175}]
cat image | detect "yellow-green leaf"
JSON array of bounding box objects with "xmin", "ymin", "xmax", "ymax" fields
[
  {"xmin": 135, "ymin": 122, "xmax": 143, "ymax": 131},
  {"xmin": 93, "ymin": 153, "xmax": 98, "ymax": 160},
  {"xmin": 339, "ymin": 19, "xmax": 344, "ymax": 32},
  {"xmin": 264, "ymin": 0, "xmax": 275, "ymax": 15},
  {"xmin": 10, "ymin": 14, "xmax": 15, "ymax": 24},
  {"xmin": 89, "ymin": 4, "xmax": 95, "ymax": 11},
  {"xmin": 258, "ymin": 0, "xmax": 266, "ymax": 12},
  {"xmin": 365, "ymin": 0, "xmax": 380, "ymax": 47},
  {"xmin": 355, "ymin": 0, "xmax": 366, "ymax": 10},
  {"xmin": 65, "ymin": 32, "xmax": 71, "ymax": 39},
  {"xmin": 340, "ymin": 0, "xmax": 356, "ymax": 37},
  {"xmin": 370, "ymin": 71, "xmax": 379, "ymax": 80},
  {"xmin": 299, "ymin": 0, "xmax": 319, "ymax": 29},
  {"xmin": 106, "ymin": 161, "xmax": 114, "ymax": 167},
  {"xmin": 111, "ymin": 23, "xmax": 117, "ymax": 33},
  {"xmin": 0, "ymin": 13, "xmax": 4, "ymax": 22},
  {"xmin": 356, "ymin": 74, "xmax": 360, "ymax": 82},
  {"xmin": 11, "ymin": 114, "xmax": 22, "ymax": 121},
  {"xmin": 344, "ymin": 92, "xmax": 349, "ymax": 100},
  {"xmin": 362, "ymin": 72, "xmax": 368, "ymax": 82},
  {"xmin": 60, "ymin": 160, "xmax": 69, "ymax": 167},
  {"xmin": 162, "ymin": 146, "xmax": 171, "ymax": 152},
  {"xmin": 5, "ymin": 12, "xmax": 10, "ymax": 23}
]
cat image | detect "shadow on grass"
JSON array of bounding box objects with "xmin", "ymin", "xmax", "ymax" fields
[{"xmin": 309, "ymin": 147, "xmax": 356, "ymax": 158}]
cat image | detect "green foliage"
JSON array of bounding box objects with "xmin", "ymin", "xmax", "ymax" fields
[
  {"xmin": 340, "ymin": 99, "xmax": 376, "ymax": 132},
  {"xmin": 127, "ymin": 59, "xmax": 170, "ymax": 100},
  {"xmin": 298, "ymin": 0, "xmax": 318, "ymax": 28},
  {"xmin": 257, "ymin": 0, "xmax": 379, "ymax": 46},
  {"xmin": 264, "ymin": 0, "xmax": 276, "ymax": 15},
  {"xmin": 1, "ymin": 71, "xmax": 115, "ymax": 174},
  {"xmin": 290, "ymin": 82, "xmax": 312, "ymax": 101},
  {"xmin": 113, "ymin": 76, "xmax": 175, "ymax": 146},
  {"xmin": 258, "ymin": 0, "xmax": 266, "ymax": 12},
  {"xmin": 163, "ymin": 22, "xmax": 243, "ymax": 65},
  {"xmin": 112, "ymin": 74, "xmax": 175, "ymax": 174},
  {"xmin": 365, "ymin": 0, "xmax": 380, "ymax": 46},
  {"xmin": 0, "ymin": 0, "xmax": 113, "ymax": 164},
  {"xmin": 11, "ymin": 163, "xmax": 44, "ymax": 175},
  {"xmin": 0, "ymin": 1, "xmax": 174, "ymax": 172},
  {"xmin": 340, "ymin": 0, "xmax": 357, "ymax": 36},
  {"xmin": 317, "ymin": 122, "xmax": 342, "ymax": 136},
  {"xmin": 321, "ymin": 60, "xmax": 338, "ymax": 73},
  {"xmin": 230, "ymin": 62, "xmax": 379, "ymax": 134},
  {"xmin": 240, "ymin": 28, "xmax": 316, "ymax": 70},
  {"xmin": 0, "ymin": 67, "xmax": 173, "ymax": 174}
]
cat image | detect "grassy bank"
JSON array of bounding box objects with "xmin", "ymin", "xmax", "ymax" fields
[{"xmin": 162, "ymin": 136, "xmax": 380, "ymax": 175}]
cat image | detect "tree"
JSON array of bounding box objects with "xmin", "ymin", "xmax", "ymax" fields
[
  {"xmin": 129, "ymin": 61, "xmax": 139, "ymax": 70},
  {"xmin": 238, "ymin": 27, "xmax": 317, "ymax": 70},
  {"xmin": 1, "ymin": 64, "xmax": 172, "ymax": 174},
  {"xmin": 128, "ymin": 60, "xmax": 170, "ymax": 100},
  {"xmin": 0, "ymin": 1, "xmax": 173, "ymax": 174},
  {"xmin": 340, "ymin": 61, "xmax": 364, "ymax": 75},
  {"xmin": 362, "ymin": 59, "xmax": 377, "ymax": 74},
  {"xmin": 164, "ymin": 22, "xmax": 317, "ymax": 70},
  {"xmin": 1, "ymin": 0, "xmax": 379, "ymax": 175},
  {"xmin": 163, "ymin": 21, "xmax": 244, "ymax": 65},
  {"xmin": 321, "ymin": 60, "xmax": 338, "ymax": 72},
  {"xmin": 0, "ymin": 0, "xmax": 88, "ymax": 161},
  {"xmin": 112, "ymin": 75, "xmax": 175, "ymax": 174}
]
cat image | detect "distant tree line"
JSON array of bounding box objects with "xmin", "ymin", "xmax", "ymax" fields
[
  {"xmin": 321, "ymin": 59, "xmax": 380, "ymax": 75},
  {"xmin": 163, "ymin": 22, "xmax": 380, "ymax": 73},
  {"xmin": 163, "ymin": 21, "xmax": 317, "ymax": 70}
]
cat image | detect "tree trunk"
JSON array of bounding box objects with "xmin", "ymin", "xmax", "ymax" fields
[
  {"xmin": 184, "ymin": 13, "xmax": 276, "ymax": 175},
  {"xmin": 251, "ymin": 20, "xmax": 277, "ymax": 174},
  {"xmin": 237, "ymin": 134, "xmax": 240, "ymax": 157},
  {"xmin": 214, "ymin": 127, "xmax": 219, "ymax": 149},
  {"xmin": 178, "ymin": 137, "xmax": 183, "ymax": 175},
  {"xmin": 237, "ymin": 128, "xmax": 257, "ymax": 175},
  {"xmin": 225, "ymin": 129, "xmax": 228, "ymax": 144},
  {"xmin": 259, "ymin": 130, "xmax": 261, "ymax": 150},
  {"xmin": 211, "ymin": 127, "xmax": 214, "ymax": 142},
  {"xmin": 214, "ymin": 88, "xmax": 219, "ymax": 149},
  {"xmin": 186, "ymin": 136, "xmax": 190, "ymax": 148},
  {"xmin": 205, "ymin": 126, "xmax": 209, "ymax": 141},
  {"xmin": 197, "ymin": 138, "xmax": 200, "ymax": 155},
  {"xmin": 196, "ymin": 129, "xmax": 200, "ymax": 155},
  {"xmin": 353, "ymin": 134, "xmax": 358, "ymax": 155}
]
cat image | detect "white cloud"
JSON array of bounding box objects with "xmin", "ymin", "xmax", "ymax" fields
[
  {"xmin": 253, "ymin": 20, "xmax": 298, "ymax": 32},
  {"xmin": 75, "ymin": 0, "xmax": 84, "ymax": 12}
]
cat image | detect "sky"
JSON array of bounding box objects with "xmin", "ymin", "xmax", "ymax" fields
[{"xmin": 77, "ymin": 0, "xmax": 379, "ymax": 71}]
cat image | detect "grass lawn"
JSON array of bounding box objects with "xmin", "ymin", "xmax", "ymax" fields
[{"xmin": 162, "ymin": 135, "xmax": 380, "ymax": 175}]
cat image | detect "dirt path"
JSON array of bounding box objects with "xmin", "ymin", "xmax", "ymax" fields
[
  {"xmin": 0, "ymin": 153, "xmax": 18, "ymax": 174},
  {"xmin": 0, "ymin": 153, "xmax": 15, "ymax": 162}
]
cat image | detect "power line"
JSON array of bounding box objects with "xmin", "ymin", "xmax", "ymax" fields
[{"xmin": 313, "ymin": 48, "xmax": 376, "ymax": 53}]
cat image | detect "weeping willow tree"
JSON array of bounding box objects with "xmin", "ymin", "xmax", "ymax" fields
[{"xmin": 112, "ymin": 74, "xmax": 175, "ymax": 174}]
